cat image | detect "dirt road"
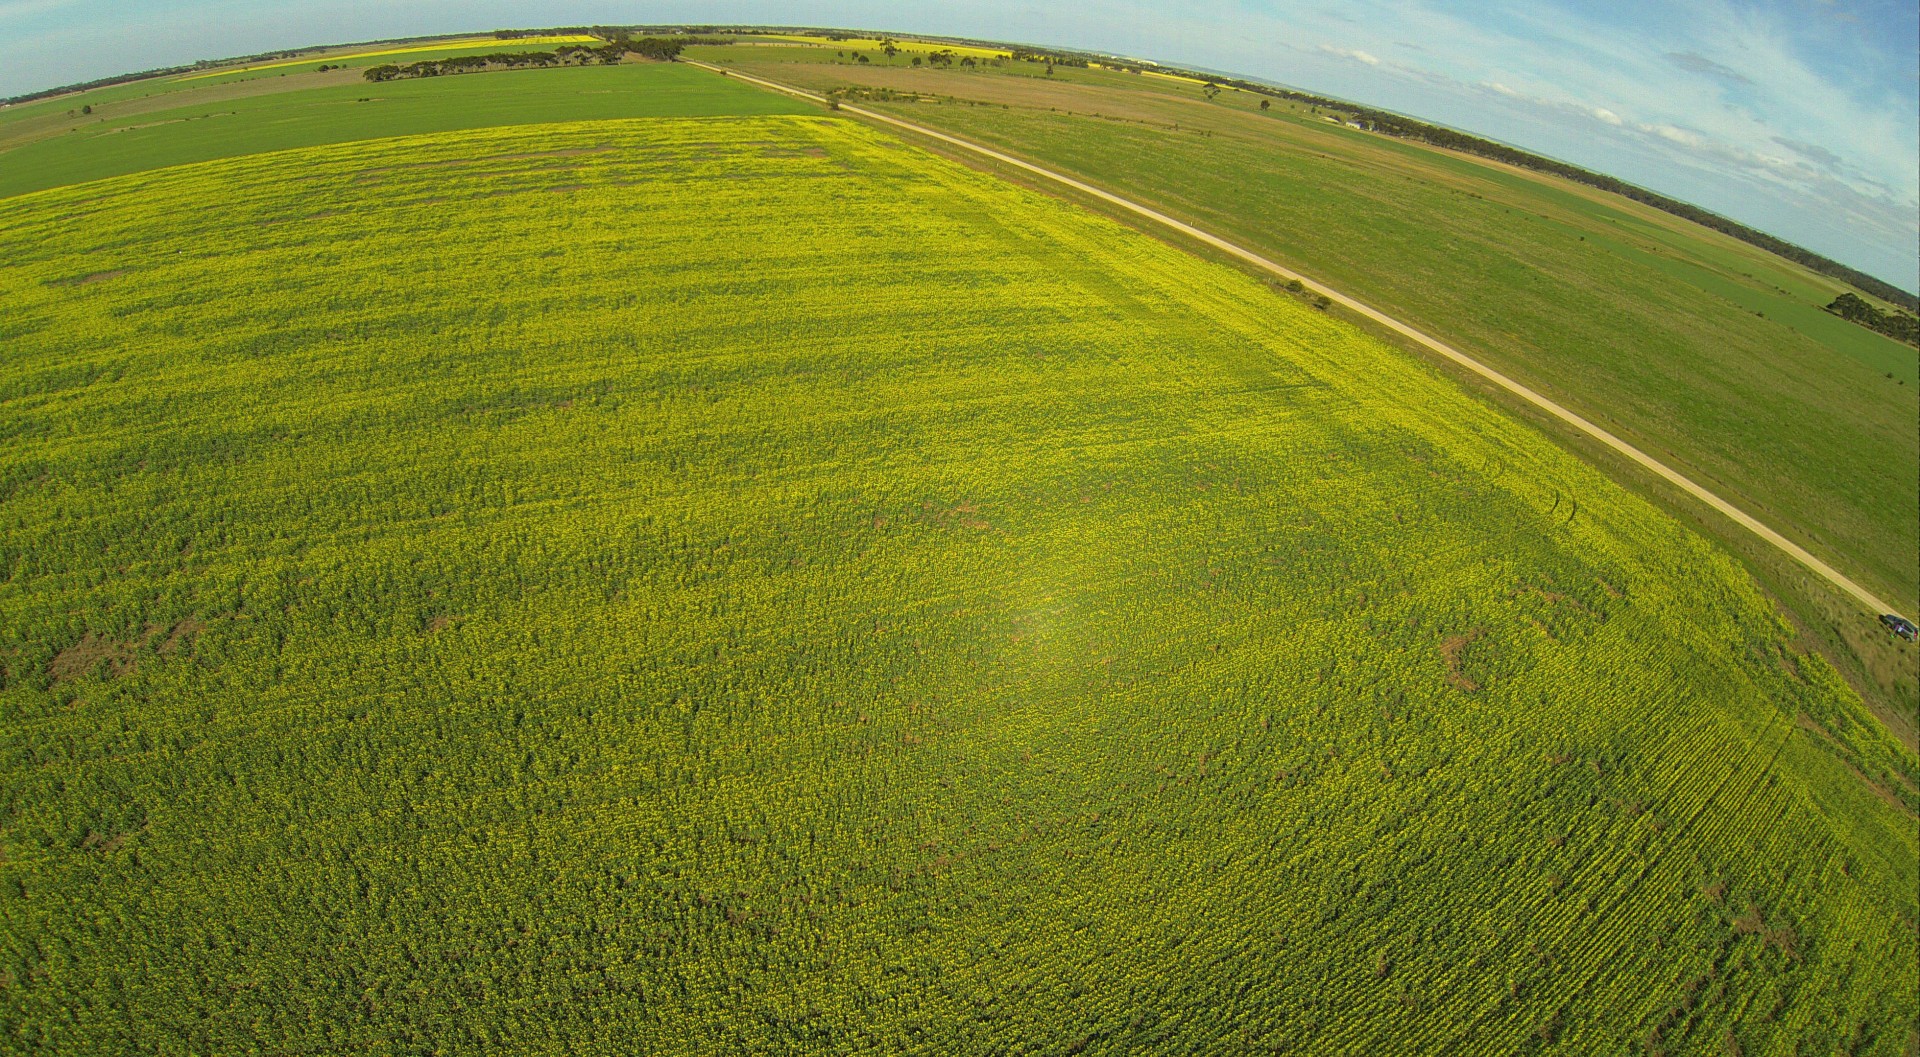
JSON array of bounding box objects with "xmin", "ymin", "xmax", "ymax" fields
[{"xmin": 685, "ymin": 61, "xmax": 1908, "ymax": 623}]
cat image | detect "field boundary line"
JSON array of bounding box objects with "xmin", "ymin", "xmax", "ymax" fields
[{"xmin": 685, "ymin": 60, "xmax": 1906, "ymax": 623}]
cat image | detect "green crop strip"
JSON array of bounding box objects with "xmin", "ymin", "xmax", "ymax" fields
[
  {"xmin": 0, "ymin": 62, "xmax": 809, "ymax": 200},
  {"xmin": 1, "ymin": 116, "xmax": 1913, "ymax": 1053}
]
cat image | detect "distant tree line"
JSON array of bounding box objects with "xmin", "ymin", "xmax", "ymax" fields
[
  {"xmin": 907, "ymin": 50, "xmax": 976, "ymax": 69},
  {"xmin": 1824, "ymin": 293, "xmax": 1920, "ymax": 347},
  {"xmin": 612, "ymin": 35, "xmax": 727, "ymax": 60},
  {"xmin": 363, "ymin": 36, "xmax": 719, "ymax": 82},
  {"xmin": 492, "ymin": 27, "xmax": 597, "ymax": 38},
  {"xmin": 363, "ymin": 50, "xmax": 605, "ymax": 81},
  {"xmin": 1009, "ymin": 49, "xmax": 1089, "ymax": 68}
]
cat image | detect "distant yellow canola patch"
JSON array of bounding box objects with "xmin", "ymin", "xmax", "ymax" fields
[
  {"xmin": 750, "ymin": 33, "xmax": 1010, "ymax": 59},
  {"xmin": 1137, "ymin": 68, "xmax": 1212, "ymax": 86},
  {"xmin": 177, "ymin": 35, "xmax": 600, "ymax": 80},
  {"xmin": 746, "ymin": 34, "xmax": 1191, "ymax": 74}
]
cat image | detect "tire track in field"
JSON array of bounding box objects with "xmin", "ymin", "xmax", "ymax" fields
[{"xmin": 684, "ymin": 61, "xmax": 1908, "ymax": 626}]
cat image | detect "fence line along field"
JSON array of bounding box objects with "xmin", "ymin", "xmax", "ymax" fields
[{"xmin": 1, "ymin": 115, "xmax": 1914, "ymax": 1053}]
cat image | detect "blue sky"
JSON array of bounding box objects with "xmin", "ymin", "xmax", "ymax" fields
[{"xmin": 4, "ymin": 0, "xmax": 1915, "ymax": 290}]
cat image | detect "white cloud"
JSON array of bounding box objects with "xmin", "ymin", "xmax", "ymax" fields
[
  {"xmin": 1645, "ymin": 123, "xmax": 1707, "ymax": 149},
  {"xmin": 1317, "ymin": 44, "xmax": 1380, "ymax": 66}
]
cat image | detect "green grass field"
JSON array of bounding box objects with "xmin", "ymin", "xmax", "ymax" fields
[
  {"xmin": 0, "ymin": 61, "xmax": 806, "ymax": 198},
  {"xmin": 2, "ymin": 113, "xmax": 1914, "ymax": 1054}
]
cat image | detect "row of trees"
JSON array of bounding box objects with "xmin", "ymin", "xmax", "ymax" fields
[
  {"xmin": 362, "ymin": 36, "xmax": 714, "ymax": 83},
  {"xmin": 833, "ymin": 42, "xmax": 999, "ymax": 70},
  {"xmin": 909, "ymin": 51, "xmax": 980, "ymax": 69},
  {"xmin": 605, "ymin": 33, "xmax": 727, "ymax": 60},
  {"xmin": 363, "ymin": 51, "xmax": 601, "ymax": 81},
  {"xmin": 1825, "ymin": 293, "xmax": 1920, "ymax": 347},
  {"xmin": 1010, "ymin": 49, "xmax": 1089, "ymax": 68},
  {"xmin": 492, "ymin": 27, "xmax": 602, "ymax": 39}
]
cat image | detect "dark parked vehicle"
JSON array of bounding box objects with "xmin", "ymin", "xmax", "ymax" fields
[{"xmin": 1880, "ymin": 614, "xmax": 1917, "ymax": 642}]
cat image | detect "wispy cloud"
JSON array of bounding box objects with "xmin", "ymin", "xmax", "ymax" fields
[
  {"xmin": 1772, "ymin": 135, "xmax": 1845, "ymax": 172},
  {"xmin": 1665, "ymin": 51, "xmax": 1752, "ymax": 84},
  {"xmin": 1317, "ymin": 44, "xmax": 1379, "ymax": 65}
]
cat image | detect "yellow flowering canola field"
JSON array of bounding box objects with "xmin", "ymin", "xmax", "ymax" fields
[
  {"xmin": 1, "ymin": 116, "xmax": 1913, "ymax": 1054},
  {"xmin": 753, "ymin": 34, "xmax": 1012, "ymax": 59}
]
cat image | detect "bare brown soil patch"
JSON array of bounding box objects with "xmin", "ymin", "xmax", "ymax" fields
[
  {"xmin": 910, "ymin": 500, "xmax": 992, "ymax": 532},
  {"xmin": 1440, "ymin": 629, "xmax": 1486, "ymax": 691},
  {"xmin": 81, "ymin": 829, "xmax": 134, "ymax": 854},
  {"xmin": 260, "ymin": 209, "xmax": 342, "ymax": 227},
  {"xmin": 951, "ymin": 502, "xmax": 990, "ymax": 531},
  {"xmin": 158, "ymin": 618, "xmax": 202, "ymax": 656},
  {"xmin": 49, "ymin": 633, "xmax": 137, "ymax": 682},
  {"xmin": 47, "ymin": 269, "xmax": 126, "ymax": 288},
  {"xmin": 49, "ymin": 618, "xmax": 202, "ymax": 683},
  {"xmin": 1776, "ymin": 647, "xmax": 1806, "ymax": 684},
  {"xmin": 350, "ymin": 145, "xmax": 614, "ymax": 183}
]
